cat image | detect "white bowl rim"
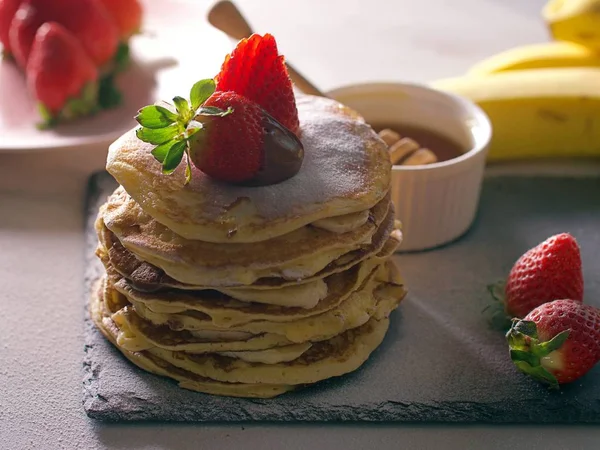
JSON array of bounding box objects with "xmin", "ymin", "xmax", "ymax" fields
[{"xmin": 327, "ymin": 81, "xmax": 493, "ymax": 172}]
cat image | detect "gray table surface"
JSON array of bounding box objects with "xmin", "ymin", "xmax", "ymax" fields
[{"xmin": 2, "ymin": 0, "xmax": 600, "ymax": 448}]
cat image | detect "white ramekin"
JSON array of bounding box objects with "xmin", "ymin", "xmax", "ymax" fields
[{"xmin": 328, "ymin": 82, "xmax": 492, "ymax": 252}]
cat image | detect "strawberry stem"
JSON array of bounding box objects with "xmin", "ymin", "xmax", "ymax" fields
[
  {"xmin": 135, "ymin": 78, "xmax": 234, "ymax": 183},
  {"xmin": 506, "ymin": 319, "xmax": 570, "ymax": 389},
  {"xmin": 484, "ymin": 281, "xmax": 511, "ymax": 330},
  {"xmin": 184, "ymin": 144, "xmax": 192, "ymax": 185}
]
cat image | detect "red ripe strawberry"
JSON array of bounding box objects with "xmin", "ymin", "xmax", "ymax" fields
[
  {"xmin": 492, "ymin": 233, "xmax": 584, "ymax": 319},
  {"xmin": 97, "ymin": 0, "xmax": 142, "ymax": 39},
  {"xmin": 8, "ymin": 0, "xmax": 43, "ymax": 67},
  {"xmin": 190, "ymin": 91, "xmax": 264, "ymax": 183},
  {"xmin": 27, "ymin": 22, "xmax": 98, "ymax": 123},
  {"xmin": 10, "ymin": 0, "xmax": 118, "ymax": 68},
  {"xmin": 507, "ymin": 299, "xmax": 600, "ymax": 388},
  {"xmin": 215, "ymin": 33, "xmax": 300, "ymax": 135},
  {"xmin": 136, "ymin": 78, "xmax": 304, "ymax": 186},
  {"xmin": 0, "ymin": 0, "xmax": 21, "ymax": 54},
  {"xmin": 45, "ymin": 0, "xmax": 119, "ymax": 67},
  {"xmin": 186, "ymin": 91, "xmax": 303, "ymax": 185}
]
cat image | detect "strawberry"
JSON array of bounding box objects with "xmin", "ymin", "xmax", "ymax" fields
[
  {"xmin": 8, "ymin": 0, "xmax": 43, "ymax": 67},
  {"xmin": 215, "ymin": 33, "xmax": 300, "ymax": 135},
  {"xmin": 97, "ymin": 0, "xmax": 142, "ymax": 39},
  {"xmin": 0, "ymin": 0, "xmax": 21, "ymax": 55},
  {"xmin": 135, "ymin": 78, "xmax": 304, "ymax": 186},
  {"xmin": 506, "ymin": 299, "xmax": 600, "ymax": 388},
  {"xmin": 189, "ymin": 91, "xmax": 264, "ymax": 183},
  {"xmin": 45, "ymin": 0, "xmax": 119, "ymax": 67},
  {"xmin": 26, "ymin": 22, "xmax": 98, "ymax": 125},
  {"xmin": 9, "ymin": 0, "xmax": 118, "ymax": 68},
  {"xmin": 490, "ymin": 233, "xmax": 583, "ymax": 319}
]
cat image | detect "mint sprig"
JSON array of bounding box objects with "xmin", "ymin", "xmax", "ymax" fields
[{"xmin": 134, "ymin": 78, "xmax": 233, "ymax": 184}]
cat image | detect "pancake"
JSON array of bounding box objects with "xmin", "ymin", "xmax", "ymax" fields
[
  {"xmin": 105, "ymin": 95, "xmax": 391, "ymax": 243},
  {"xmin": 217, "ymin": 344, "xmax": 313, "ymax": 364},
  {"xmin": 99, "ymin": 277, "xmax": 295, "ymax": 354},
  {"xmin": 312, "ymin": 209, "xmax": 370, "ymax": 233},
  {"xmin": 98, "ymin": 211, "xmax": 402, "ymax": 295},
  {"xmin": 90, "ymin": 282, "xmax": 295, "ymax": 398},
  {"xmin": 100, "ymin": 188, "xmax": 391, "ymax": 287},
  {"xmin": 148, "ymin": 315, "xmax": 390, "ymax": 385},
  {"xmin": 92, "ymin": 278, "xmax": 394, "ymax": 389},
  {"xmin": 126, "ymin": 266, "xmax": 405, "ymax": 346},
  {"xmin": 110, "ymin": 255, "xmax": 385, "ymax": 328}
]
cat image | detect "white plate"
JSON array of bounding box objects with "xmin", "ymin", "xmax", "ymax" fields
[{"xmin": 0, "ymin": 0, "xmax": 231, "ymax": 152}]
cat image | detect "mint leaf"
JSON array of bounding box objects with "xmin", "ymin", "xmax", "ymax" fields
[
  {"xmin": 136, "ymin": 124, "xmax": 180, "ymax": 145},
  {"xmin": 162, "ymin": 140, "xmax": 186, "ymax": 174},
  {"xmin": 190, "ymin": 79, "xmax": 215, "ymax": 110},
  {"xmin": 151, "ymin": 140, "xmax": 176, "ymax": 163},
  {"xmin": 136, "ymin": 105, "xmax": 178, "ymax": 128},
  {"xmin": 197, "ymin": 105, "xmax": 233, "ymax": 117}
]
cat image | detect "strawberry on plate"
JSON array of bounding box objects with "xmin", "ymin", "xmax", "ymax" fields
[
  {"xmin": 27, "ymin": 22, "xmax": 98, "ymax": 126},
  {"xmin": 0, "ymin": 0, "xmax": 21, "ymax": 55},
  {"xmin": 490, "ymin": 233, "xmax": 584, "ymax": 319},
  {"xmin": 215, "ymin": 33, "xmax": 300, "ymax": 135},
  {"xmin": 97, "ymin": 0, "xmax": 142, "ymax": 39},
  {"xmin": 9, "ymin": 0, "xmax": 118, "ymax": 68},
  {"xmin": 507, "ymin": 299, "xmax": 600, "ymax": 388},
  {"xmin": 8, "ymin": 0, "xmax": 43, "ymax": 67},
  {"xmin": 43, "ymin": 0, "xmax": 119, "ymax": 67}
]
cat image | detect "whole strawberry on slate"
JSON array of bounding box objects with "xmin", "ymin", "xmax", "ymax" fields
[
  {"xmin": 134, "ymin": 33, "xmax": 304, "ymax": 186},
  {"xmin": 490, "ymin": 233, "xmax": 584, "ymax": 320},
  {"xmin": 507, "ymin": 299, "xmax": 600, "ymax": 388}
]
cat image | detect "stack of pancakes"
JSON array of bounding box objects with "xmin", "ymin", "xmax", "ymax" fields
[{"xmin": 91, "ymin": 95, "xmax": 406, "ymax": 398}]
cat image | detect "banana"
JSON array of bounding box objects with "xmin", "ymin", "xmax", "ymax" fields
[
  {"xmin": 430, "ymin": 68, "xmax": 600, "ymax": 161},
  {"xmin": 467, "ymin": 41, "xmax": 600, "ymax": 75},
  {"xmin": 543, "ymin": 0, "xmax": 600, "ymax": 50}
]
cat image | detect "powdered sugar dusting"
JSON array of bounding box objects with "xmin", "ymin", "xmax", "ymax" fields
[
  {"xmin": 108, "ymin": 95, "xmax": 390, "ymax": 242},
  {"xmin": 185, "ymin": 96, "xmax": 384, "ymax": 219}
]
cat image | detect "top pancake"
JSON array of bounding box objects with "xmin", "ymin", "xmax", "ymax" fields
[{"xmin": 106, "ymin": 95, "xmax": 391, "ymax": 243}]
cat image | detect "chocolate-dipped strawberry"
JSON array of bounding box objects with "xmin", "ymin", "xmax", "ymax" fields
[
  {"xmin": 189, "ymin": 91, "xmax": 303, "ymax": 186},
  {"xmin": 134, "ymin": 33, "xmax": 304, "ymax": 186}
]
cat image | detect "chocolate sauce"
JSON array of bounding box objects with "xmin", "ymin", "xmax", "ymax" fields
[
  {"xmin": 373, "ymin": 123, "xmax": 465, "ymax": 162},
  {"xmin": 240, "ymin": 112, "xmax": 304, "ymax": 186}
]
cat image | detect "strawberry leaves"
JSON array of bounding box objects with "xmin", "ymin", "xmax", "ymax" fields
[
  {"xmin": 136, "ymin": 124, "xmax": 180, "ymax": 144},
  {"xmin": 135, "ymin": 105, "xmax": 178, "ymax": 128},
  {"xmin": 134, "ymin": 78, "xmax": 233, "ymax": 184},
  {"xmin": 506, "ymin": 318, "xmax": 571, "ymax": 389},
  {"xmin": 190, "ymin": 79, "xmax": 216, "ymax": 110}
]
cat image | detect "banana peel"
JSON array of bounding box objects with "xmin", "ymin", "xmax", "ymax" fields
[
  {"xmin": 543, "ymin": 0, "xmax": 600, "ymax": 50},
  {"xmin": 430, "ymin": 68, "xmax": 600, "ymax": 161},
  {"xmin": 467, "ymin": 41, "xmax": 600, "ymax": 75}
]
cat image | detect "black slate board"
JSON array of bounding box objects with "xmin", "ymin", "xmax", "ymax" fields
[{"xmin": 83, "ymin": 172, "xmax": 600, "ymax": 423}]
